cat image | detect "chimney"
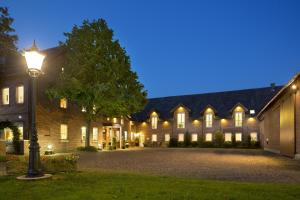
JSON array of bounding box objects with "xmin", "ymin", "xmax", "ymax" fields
[{"xmin": 270, "ymin": 83, "xmax": 276, "ymax": 92}]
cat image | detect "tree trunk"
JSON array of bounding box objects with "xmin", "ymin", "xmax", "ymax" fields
[{"xmin": 85, "ymin": 119, "xmax": 91, "ymax": 147}]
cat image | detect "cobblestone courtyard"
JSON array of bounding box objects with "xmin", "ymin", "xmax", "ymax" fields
[{"xmin": 78, "ymin": 148, "xmax": 300, "ymax": 183}]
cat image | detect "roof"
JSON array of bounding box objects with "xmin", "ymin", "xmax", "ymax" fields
[
  {"xmin": 257, "ymin": 72, "xmax": 300, "ymax": 118},
  {"xmin": 131, "ymin": 86, "xmax": 283, "ymax": 122}
]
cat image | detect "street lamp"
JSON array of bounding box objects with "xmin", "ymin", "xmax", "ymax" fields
[{"xmin": 24, "ymin": 41, "xmax": 45, "ymax": 178}]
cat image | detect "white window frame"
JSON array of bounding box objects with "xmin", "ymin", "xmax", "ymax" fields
[
  {"xmin": 191, "ymin": 133, "xmax": 198, "ymax": 142},
  {"xmin": 16, "ymin": 85, "xmax": 24, "ymax": 104},
  {"xmin": 152, "ymin": 134, "xmax": 157, "ymax": 142},
  {"xmin": 2, "ymin": 87, "xmax": 9, "ymax": 105},
  {"xmin": 250, "ymin": 132, "xmax": 258, "ymax": 142},
  {"xmin": 60, "ymin": 124, "xmax": 68, "ymax": 140},
  {"xmin": 15, "ymin": 122, "xmax": 24, "ymax": 140},
  {"xmin": 178, "ymin": 133, "xmax": 184, "ymax": 142},
  {"xmin": 165, "ymin": 134, "xmax": 170, "ymax": 142},
  {"xmin": 81, "ymin": 126, "xmax": 87, "ymax": 141},
  {"xmin": 92, "ymin": 127, "xmax": 98, "ymax": 142},
  {"xmin": 235, "ymin": 133, "xmax": 242, "ymax": 142},
  {"xmin": 205, "ymin": 133, "xmax": 212, "ymax": 142},
  {"xmin": 235, "ymin": 112, "xmax": 243, "ymax": 127},
  {"xmin": 151, "ymin": 116, "xmax": 158, "ymax": 129},
  {"xmin": 224, "ymin": 133, "xmax": 232, "ymax": 142},
  {"xmin": 177, "ymin": 113, "xmax": 185, "ymax": 128},
  {"xmin": 205, "ymin": 113, "xmax": 213, "ymax": 128}
]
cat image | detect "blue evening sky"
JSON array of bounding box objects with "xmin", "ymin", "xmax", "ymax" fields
[{"xmin": 2, "ymin": 0, "xmax": 300, "ymax": 98}]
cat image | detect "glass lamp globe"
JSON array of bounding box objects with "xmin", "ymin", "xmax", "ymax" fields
[{"xmin": 24, "ymin": 41, "xmax": 45, "ymax": 77}]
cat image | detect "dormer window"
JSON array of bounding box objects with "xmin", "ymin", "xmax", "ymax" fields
[
  {"xmin": 151, "ymin": 115, "xmax": 158, "ymax": 129},
  {"xmin": 16, "ymin": 85, "xmax": 24, "ymax": 104},
  {"xmin": 235, "ymin": 112, "xmax": 243, "ymax": 127},
  {"xmin": 177, "ymin": 112, "xmax": 185, "ymax": 128},
  {"xmin": 205, "ymin": 113, "xmax": 213, "ymax": 128},
  {"xmin": 60, "ymin": 98, "xmax": 67, "ymax": 109}
]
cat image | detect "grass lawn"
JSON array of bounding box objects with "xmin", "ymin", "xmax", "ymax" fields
[{"xmin": 0, "ymin": 172, "xmax": 300, "ymax": 200}]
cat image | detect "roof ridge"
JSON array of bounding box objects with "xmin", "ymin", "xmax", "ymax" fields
[{"xmin": 148, "ymin": 86, "xmax": 283, "ymax": 100}]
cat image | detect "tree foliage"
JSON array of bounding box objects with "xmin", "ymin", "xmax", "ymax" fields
[
  {"xmin": 0, "ymin": 7, "xmax": 18, "ymax": 57},
  {"xmin": 47, "ymin": 19, "xmax": 147, "ymax": 146}
]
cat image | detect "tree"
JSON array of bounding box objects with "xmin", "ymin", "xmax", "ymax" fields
[
  {"xmin": 47, "ymin": 19, "xmax": 147, "ymax": 147},
  {"xmin": 0, "ymin": 7, "xmax": 18, "ymax": 57}
]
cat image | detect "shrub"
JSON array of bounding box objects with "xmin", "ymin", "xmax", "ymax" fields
[
  {"xmin": 214, "ymin": 130, "xmax": 224, "ymax": 147},
  {"xmin": 168, "ymin": 138, "xmax": 178, "ymax": 147},
  {"xmin": 184, "ymin": 131, "xmax": 191, "ymax": 147},
  {"xmin": 0, "ymin": 155, "xmax": 6, "ymax": 162},
  {"xmin": 77, "ymin": 146, "xmax": 98, "ymax": 152},
  {"xmin": 223, "ymin": 142, "xmax": 232, "ymax": 148},
  {"xmin": 202, "ymin": 141, "xmax": 214, "ymax": 148},
  {"xmin": 177, "ymin": 142, "xmax": 185, "ymax": 148},
  {"xmin": 191, "ymin": 141, "xmax": 198, "ymax": 147}
]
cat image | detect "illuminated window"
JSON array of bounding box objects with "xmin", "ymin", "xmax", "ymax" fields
[
  {"xmin": 205, "ymin": 113, "xmax": 213, "ymax": 128},
  {"xmin": 15, "ymin": 122, "xmax": 24, "ymax": 140},
  {"xmin": 250, "ymin": 110, "xmax": 255, "ymax": 115},
  {"xmin": 224, "ymin": 133, "xmax": 232, "ymax": 142},
  {"xmin": 191, "ymin": 133, "xmax": 198, "ymax": 142},
  {"xmin": 152, "ymin": 134, "xmax": 157, "ymax": 142},
  {"xmin": 205, "ymin": 133, "xmax": 212, "ymax": 142},
  {"xmin": 235, "ymin": 112, "xmax": 243, "ymax": 127},
  {"xmin": 82, "ymin": 107, "xmax": 86, "ymax": 112},
  {"xmin": 177, "ymin": 113, "xmax": 185, "ymax": 128},
  {"xmin": 151, "ymin": 116, "xmax": 158, "ymax": 129},
  {"xmin": 124, "ymin": 131, "xmax": 128, "ymax": 141},
  {"xmin": 16, "ymin": 85, "xmax": 24, "ymax": 104},
  {"xmin": 60, "ymin": 98, "xmax": 67, "ymax": 109},
  {"xmin": 178, "ymin": 133, "xmax": 184, "ymax": 142},
  {"xmin": 4, "ymin": 128, "xmax": 13, "ymax": 141},
  {"xmin": 113, "ymin": 118, "xmax": 117, "ymax": 123},
  {"xmin": 250, "ymin": 132, "xmax": 258, "ymax": 142},
  {"xmin": 121, "ymin": 118, "xmax": 124, "ymax": 125},
  {"xmin": 235, "ymin": 133, "xmax": 242, "ymax": 142},
  {"xmin": 165, "ymin": 134, "xmax": 170, "ymax": 142},
  {"xmin": 2, "ymin": 88, "xmax": 9, "ymax": 105},
  {"xmin": 92, "ymin": 127, "xmax": 98, "ymax": 141},
  {"xmin": 81, "ymin": 126, "xmax": 87, "ymax": 141},
  {"xmin": 60, "ymin": 124, "xmax": 68, "ymax": 140}
]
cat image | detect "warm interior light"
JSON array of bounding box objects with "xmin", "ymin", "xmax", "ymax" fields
[{"xmin": 47, "ymin": 144, "xmax": 53, "ymax": 151}]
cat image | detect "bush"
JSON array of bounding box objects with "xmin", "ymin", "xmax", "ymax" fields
[
  {"xmin": 178, "ymin": 142, "xmax": 185, "ymax": 147},
  {"xmin": 6, "ymin": 154, "xmax": 79, "ymax": 174},
  {"xmin": 0, "ymin": 155, "xmax": 6, "ymax": 162},
  {"xmin": 223, "ymin": 142, "xmax": 232, "ymax": 148},
  {"xmin": 191, "ymin": 141, "xmax": 198, "ymax": 147},
  {"xmin": 202, "ymin": 141, "xmax": 214, "ymax": 148},
  {"xmin": 184, "ymin": 132, "xmax": 191, "ymax": 147},
  {"xmin": 168, "ymin": 138, "xmax": 178, "ymax": 147},
  {"xmin": 77, "ymin": 146, "xmax": 98, "ymax": 152},
  {"xmin": 214, "ymin": 130, "xmax": 224, "ymax": 147}
]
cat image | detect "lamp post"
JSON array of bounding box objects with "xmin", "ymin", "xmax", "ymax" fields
[{"xmin": 24, "ymin": 41, "xmax": 45, "ymax": 178}]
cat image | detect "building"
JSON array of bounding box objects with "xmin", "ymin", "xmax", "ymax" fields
[
  {"xmin": 258, "ymin": 73, "xmax": 300, "ymax": 159},
  {"xmin": 0, "ymin": 47, "xmax": 133, "ymax": 153},
  {"xmin": 131, "ymin": 86, "xmax": 282, "ymax": 147},
  {"xmin": 0, "ymin": 46, "xmax": 299, "ymax": 158}
]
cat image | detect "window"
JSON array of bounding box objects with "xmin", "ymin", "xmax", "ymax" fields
[
  {"xmin": 235, "ymin": 133, "xmax": 242, "ymax": 142},
  {"xmin": 205, "ymin": 133, "xmax": 212, "ymax": 142},
  {"xmin": 113, "ymin": 118, "xmax": 117, "ymax": 123},
  {"xmin": 16, "ymin": 85, "xmax": 24, "ymax": 104},
  {"xmin": 92, "ymin": 127, "xmax": 98, "ymax": 141},
  {"xmin": 124, "ymin": 131, "xmax": 128, "ymax": 141},
  {"xmin": 177, "ymin": 113, "xmax": 185, "ymax": 128},
  {"xmin": 2, "ymin": 88, "xmax": 9, "ymax": 105},
  {"xmin": 121, "ymin": 118, "xmax": 124, "ymax": 125},
  {"xmin": 235, "ymin": 112, "xmax": 243, "ymax": 127},
  {"xmin": 60, "ymin": 98, "xmax": 67, "ymax": 109},
  {"xmin": 81, "ymin": 126, "xmax": 87, "ymax": 141},
  {"xmin": 152, "ymin": 134, "xmax": 157, "ymax": 142},
  {"xmin": 224, "ymin": 133, "xmax": 232, "ymax": 142},
  {"xmin": 82, "ymin": 107, "xmax": 86, "ymax": 112},
  {"xmin": 4, "ymin": 128, "xmax": 13, "ymax": 141},
  {"xmin": 151, "ymin": 116, "xmax": 158, "ymax": 129},
  {"xmin": 15, "ymin": 122, "xmax": 24, "ymax": 140},
  {"xmin": 250, "ymin": 110, "xmax": 255, "ymax": 115},
  {"xmin": 250, "ymin": 132, "xmax": 258, "ymax": 142},
  {"xmin": 191, "ymin": 133, "xmax": 198, "ymax": 142},
  {"xmin": 205, "ymin": 113, "xmax": 213, "ymax": 128},
  {"xmin": 178, "ymin": 133, "xmax": 184, "ymax": 142},
  {"xmin": 165, "ymin": 134, "xmax": 170, "ymax": 142},
  {"xmin": 60, "ymin": 124, "xmax": 68, "ymax": 140}
]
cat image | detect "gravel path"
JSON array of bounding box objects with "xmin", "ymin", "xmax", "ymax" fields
[{"xmin": 78, "ymin": 148, "xmax": 300, "ymax": 183}]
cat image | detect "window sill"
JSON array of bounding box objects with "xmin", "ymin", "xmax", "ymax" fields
[{"xmin": 60, "ymin": 139, "xmax": 69, "ymax": 143}]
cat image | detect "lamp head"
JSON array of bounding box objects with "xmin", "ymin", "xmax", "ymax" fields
[{"xmin": 24, "ymin": 40, "xmax": 45, "ymax": 77}]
